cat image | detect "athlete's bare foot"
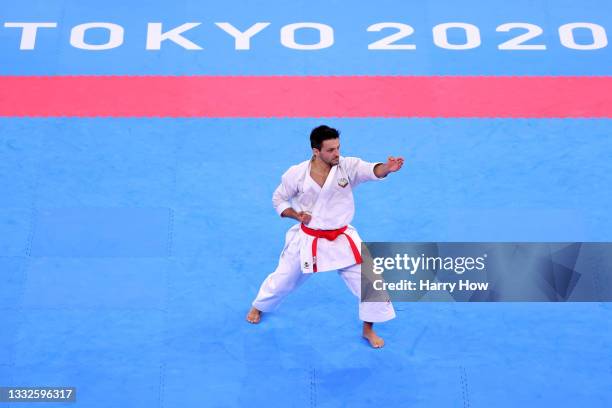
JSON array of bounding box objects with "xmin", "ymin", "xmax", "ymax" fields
[
  {"xmin": 246, "ymin": 307, "xmax": 262, "ymax": 324},
  {"xmin": 362, "ymin": 322, "xmax": 385, "ymax": 348}
]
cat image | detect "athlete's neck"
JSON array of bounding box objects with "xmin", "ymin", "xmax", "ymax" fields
[{"xmin": 311, "ymin": 156, "xmax": 332, "ymax": 173}]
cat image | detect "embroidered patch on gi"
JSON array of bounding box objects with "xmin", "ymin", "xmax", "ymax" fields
[
  {"xmin": 337, "ymin": 178, "xmax": 348, "ymax": 188},
  {"xmin": 304, "ymin": 261, "xmax": 310, "ymax": 269}
]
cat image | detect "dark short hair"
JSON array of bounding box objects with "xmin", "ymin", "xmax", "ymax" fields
[{"xmin": 310, "ymin": 125, "xmax": 340, "ymax": 150}]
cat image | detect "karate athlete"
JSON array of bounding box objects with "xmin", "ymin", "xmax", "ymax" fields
[{"xmin": 246, "ymin": 125, "xmax": 404, "ymax": 348}]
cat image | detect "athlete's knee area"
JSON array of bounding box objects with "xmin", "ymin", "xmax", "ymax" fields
[{"xmin": 268, "ymin": 270, "xmax": 303, "ymax": 292}]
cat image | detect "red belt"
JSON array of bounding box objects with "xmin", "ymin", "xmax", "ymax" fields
[{"xmin": 300, "ymin": 224, "xmax": 362, "ymax": 272}]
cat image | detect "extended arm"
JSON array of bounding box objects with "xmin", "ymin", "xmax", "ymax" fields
[{"xmin": 374, "ymin": 156, "xmax": 405, "ymax": 178}]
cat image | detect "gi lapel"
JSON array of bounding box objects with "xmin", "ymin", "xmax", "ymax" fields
[{"xmin": 309, "ymin": 164, "xmax": 338, "ymax": 217}]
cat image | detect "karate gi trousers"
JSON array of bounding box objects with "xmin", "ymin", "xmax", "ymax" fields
[{"xmin": 252, "ymin": 235, "xmax": 396, "ymax": 323}]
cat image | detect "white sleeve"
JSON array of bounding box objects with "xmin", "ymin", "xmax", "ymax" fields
[
  {"xmin": 343, "ymin": 157, "xmax": 383, "ymax": 187},
  {"xmin": 272, "ymin": 169, "xmax": 298, "ymax": 216}
]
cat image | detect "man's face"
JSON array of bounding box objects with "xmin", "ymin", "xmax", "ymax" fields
[{"xmin": 315, "ymin": 138, "xmax": 340, "ymax": 166}]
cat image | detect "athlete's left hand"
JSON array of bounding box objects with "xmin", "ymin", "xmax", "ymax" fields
[{"xmin": 386, "ymin": 156, "xmax": 404, "ymax": 172}]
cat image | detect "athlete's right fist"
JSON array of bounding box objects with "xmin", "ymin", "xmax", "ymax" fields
[{"xmin": 297, "ymin": 211, "xmax": 312, "ymax": 225}]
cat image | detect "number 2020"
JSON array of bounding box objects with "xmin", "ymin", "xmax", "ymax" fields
[{"xmin": 367, "ymin": 22, "xmax": 608, "ymax": 50}]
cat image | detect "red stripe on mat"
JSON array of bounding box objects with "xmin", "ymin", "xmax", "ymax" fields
[{"xmin": 1, "ymin": 76, "xmax": 611, "ymax": 117}]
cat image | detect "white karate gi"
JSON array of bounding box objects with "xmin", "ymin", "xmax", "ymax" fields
[{"xmin": 252, "ymin": 156, "xmax": 396, "ymax": 323}]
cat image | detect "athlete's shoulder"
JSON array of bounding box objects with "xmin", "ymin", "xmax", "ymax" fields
[
  {"xmin": 282, "ymin": 159, "xmax": 309, "ymax": 178},
  {"xmin": 339, "ymin": 156, "xmax": 364, "ymax": 167}
]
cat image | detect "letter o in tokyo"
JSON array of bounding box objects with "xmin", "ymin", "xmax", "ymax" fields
[
  {"xmin": 281, "ymin": 22, "xmax": 334, "ymax": 50},
  {"xmin": 70, "ymin": 22, "xmax": 124, "ymax": 50}
]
